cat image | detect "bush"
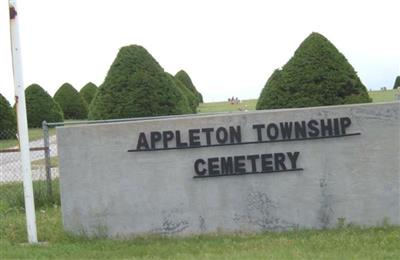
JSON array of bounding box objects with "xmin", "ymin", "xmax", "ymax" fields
[
  {"xmin": 89, "ymin": 45, "xmax": 191, "ymax": 120},
  {"xmin": 79, "ymin": 82, "xmax": 98, "ymax": 105},
  {"xmin": 0, "ymin": 93, "xmax": 17, "ymax": 139},
  {"xmin": 175, "ymin": 70, "xmax": 203, "ymax": 103},
  {"xmin": 54, "ymin": 83, "xmax": 88, "ymax": 119},
  {"xmin": 25, "ymin": 84, "xmax": 64, "ymax": 127},
  {"xmin": 393, "ymin": 76, "xmax": 400, "ymax": 89},
  {"xmin": 257, "ymin": 32, "xmax": 371, "ymax": 110},
  {"xmin": 167, "ymin": 73, "xmax": 197, "ymax": 113}
]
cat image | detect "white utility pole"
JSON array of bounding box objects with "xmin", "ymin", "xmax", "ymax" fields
[{"xmin": 9, "ymin": 0, "xmax": 38, "ymax": 243}]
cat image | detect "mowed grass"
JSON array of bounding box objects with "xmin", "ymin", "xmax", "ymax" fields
[
  {"xmin": 198, "ymin": 89, "xmax": 398, "ymax": 113},
  {"xmin": 198, "ymin": 99, "xmax": 257, "ymax": 113},
  {"xmin": 1, "ymin": 207, "xmax": 399, "ymax": 259},
  {"xmin": 368, "ymin": 89, "xmax": 398, "ymax": 102}
]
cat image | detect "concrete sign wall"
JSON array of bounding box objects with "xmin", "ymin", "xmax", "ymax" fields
[{"xmin": 57, "ymin": 102, "xmax": 399, "ymax": 237}]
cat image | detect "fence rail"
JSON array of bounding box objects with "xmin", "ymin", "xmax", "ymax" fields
[
  {"xmin": 0, "ymin": 147, "xmax": 48, "ymax": 153},
  {"xmin": 0, "ymin": 128, "xmax": 54, "ymax": 208}
]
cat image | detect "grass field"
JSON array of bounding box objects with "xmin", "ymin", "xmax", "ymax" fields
[
  {"xmin": 0, "ymin": 179, "xmax": 60, "ymax": 212},
  {"xmin": 1, "ymin": 207, "xmax": 399, "ymax": 259},
  {"xmin": 198, "ymin": 99, "xmax": 257, "ymax": 113},
  {"xmin": 198, "ymin": 89, "xmax": 398, "ymax": 113},
  {"xmin": 368, "ymin": 89, "xmax": 398, "ymax": 102}
]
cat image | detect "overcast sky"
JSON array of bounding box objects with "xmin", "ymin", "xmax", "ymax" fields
[{"xmin": 1, "ymin": 0, "xmax": 399, "ymax": 103}]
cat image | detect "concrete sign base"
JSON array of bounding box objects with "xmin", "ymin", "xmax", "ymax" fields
[{"xmin": 57, "ymin": 102, "xmax": 399, "ymax": 237}]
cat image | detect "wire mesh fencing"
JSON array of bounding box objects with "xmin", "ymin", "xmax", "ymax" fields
[{"xmin": 0, "ymin": 128, "xmax": 58, "ymax": 210}]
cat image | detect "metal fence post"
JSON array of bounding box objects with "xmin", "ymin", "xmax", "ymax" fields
[{"xmin": 42, "ymin": 120, "xmax": 53, "ymax": 202}]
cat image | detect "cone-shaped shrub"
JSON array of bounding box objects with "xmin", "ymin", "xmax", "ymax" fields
[
  {"xmin": 256, "ymin": 69, "xmax": 287, "ymax": 110},
  {"xmin": 89, "ymin": 45, "xmax": 191, "ymax": 119},
  {"xmin": 25, "ymin": 84, "xmax": 64, "ymax": 127},
  {"xmin": 393, "ymin": 76, "xmax": 400, "ymax": 89},
  {"xmin": 166, "ymin": 73, "xmax": 197, "ymax": 113},
  {"xmin": 54, "ymin": 83, "xmax": 88, "ymax": 119},
  {"xmin": 257, "ymin": 32, "xmax": 371, "ymax": 110},
  {"xmin": 0, "ymin": 93, "xmax": 17, "ymax": 139},
  {"xmin": 79, "ymin": 82, "xmax": 98, "ymax": 105},
  {"xmin": 175, "ymin": 70, "xmax": 203, "ymax": 103}
]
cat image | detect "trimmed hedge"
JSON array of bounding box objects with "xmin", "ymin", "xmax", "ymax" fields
[
  {"xmin": 25, "ymin": 84, "xmax": 64, "ymax": 127},
  {"xmin": 89, "ymin": 45, "xmax": 191, "ymax": 120},
  {"xmin": 257, "ymin": 32, "xmax": 371, "ymax": 110},
  {"xmin": 79, "ymin": 82, "xmax": 98, "ymax": 105},
  {"xmin": 0, "ymin": 93, "xmax": 17, "ymax": 139},
  {"xmin": 256, "ymin": 69, "xmax": 286, "ymax": 110},
  {"xmin": 175, "ymin": 70, "xmax": 203, "ymax": 103},
  {"xmin": 167, "ymin": 73, "xmax": 197, "ymax": 113},
  {"xmin": 54, "ymin": 83, "xmax": 88, "ymax": 119},
  {"xmin": 393, "ymin": 76, "xmax": 400, "ymax": 89}
]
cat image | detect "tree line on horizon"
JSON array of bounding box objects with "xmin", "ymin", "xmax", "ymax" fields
[{"xmin": 1, "ymin": 32, "xmax": 398, "ymax": 139}]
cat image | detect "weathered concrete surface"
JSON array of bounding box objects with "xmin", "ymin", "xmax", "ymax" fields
[{"xmin": 58, "ymin": 102, "xmax": 400, "ymax": 237}]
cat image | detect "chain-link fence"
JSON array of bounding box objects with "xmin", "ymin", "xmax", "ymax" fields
[{"xmin": 0, "ymin": 128, "xmax": 57, "ymax": 210}]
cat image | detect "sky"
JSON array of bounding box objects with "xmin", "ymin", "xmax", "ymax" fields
[{"xmin": 1, "ymin": 0, "xmax": 399, "ymax": 104}]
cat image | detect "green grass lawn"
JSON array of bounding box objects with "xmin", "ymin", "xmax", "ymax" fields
[
  {"xmin": 198, "ymin": 99, "xmax": 257, "ymax": 113},
  {"xmin": 0, "ymin": 179, "xmax": 60, "ymax": 211},
  {"xmin": 1, "ymin": 207, "xmax": 399, "ymax": 259},
  {"xmin": 369, "ymin": 89, "xmax": 398, "ymax": 102},
  {"xmin": 198, "ymin": 89, "xmax": 398, "ymax": 113}
]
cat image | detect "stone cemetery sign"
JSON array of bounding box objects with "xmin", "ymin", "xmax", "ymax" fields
[
  {"xmin": 58, "ymin": 102, "xmax": 399, "ymax": 237},
  {"xmin": 130, "ymin": 116, "xmax": 354, "ymax": 178}
]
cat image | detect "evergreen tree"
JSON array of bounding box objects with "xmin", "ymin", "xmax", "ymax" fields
[
  {"xmin": 175, "ymin": 70, "xmax": 203, "ymax": 103},
  {"xmin": 257, "ymin": 32, "xmax": 371, "ymax": 110},
  {"xmin": 393, "ymin": 76, "xmax": 400, "ymax": 89},
  {"xmin": 80, "ymin": 82, "xmax": 98, "ymax": 105},
  {"xmin": 256, "ymin": 69, "xmax": 290, "ymax": 110},
  {"xmin": 0, "ymin": 93, "xmax": 17, "ymax": 139},
  {"xmin": 54, "ymin": 83, "xmax": 88, "ymax": 119},
  {"xmin": 167, "ymin": 73, "xmax": 197, "ymax": 113},
  {"xmin": 89, "ymin": 45, "xmax": 191, "ymax": 120},
  {"xmin": 25, "ymin": 84, "xmax": 64, "ymax": 127}
]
